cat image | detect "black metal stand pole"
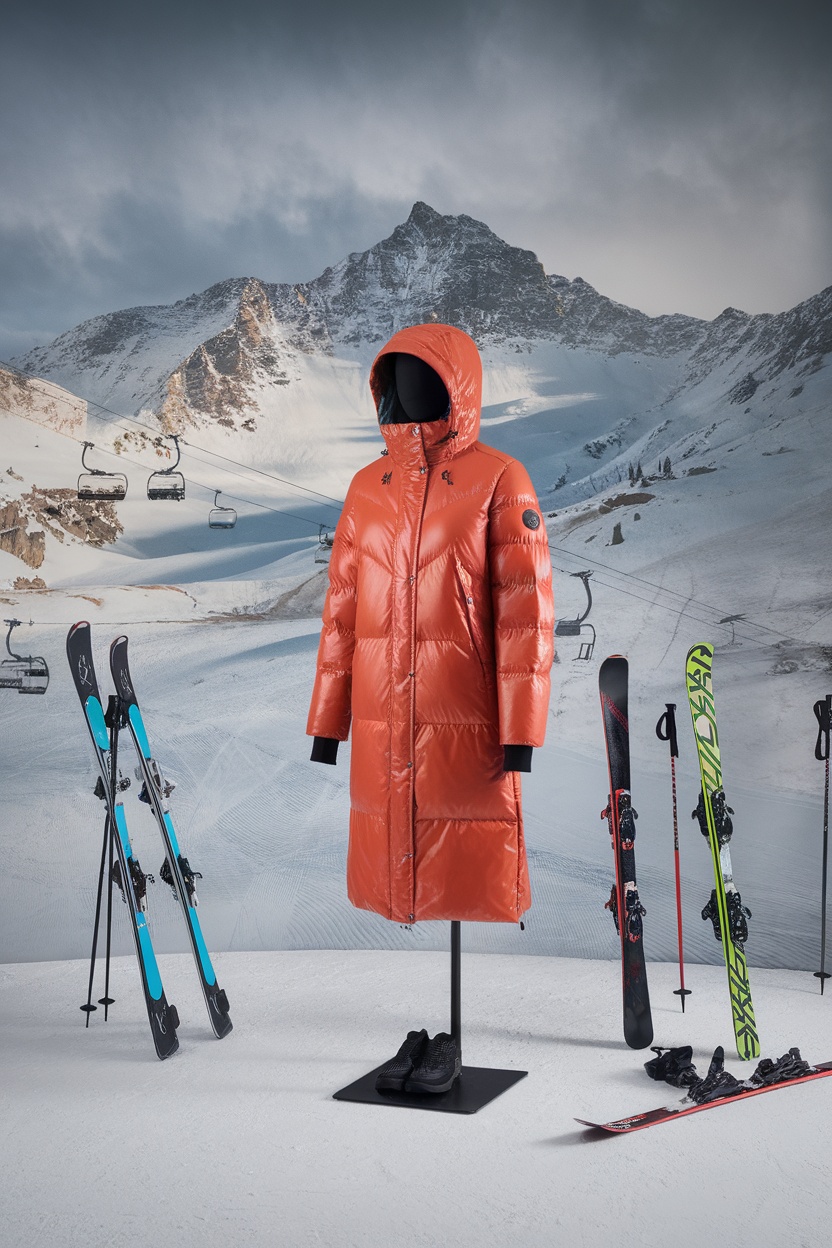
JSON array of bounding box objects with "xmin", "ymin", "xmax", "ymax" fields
[
  {"xmin": 814, "ymin": 695, "xmax": 831, "ymax": 993},
  {"xmin": 450, "ymin": 920, "xmax": 461, "ymax": 1055}
]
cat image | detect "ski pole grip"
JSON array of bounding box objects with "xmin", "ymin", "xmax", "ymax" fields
[
  {"xmin": 814, "ymin": 695, "xmax": 831, "ymax": 761},
  {"xmin": 656, "ymin": 703, "xmax": 679, "ymax": 758}
]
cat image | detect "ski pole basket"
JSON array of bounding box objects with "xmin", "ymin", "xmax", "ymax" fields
[
  {"xmin": 77, "ymin": 441, "xmax": 128, "ymax": 502},
  {"xmin": 147, "ymin": 434, "xmax": 185, "ymax": 501},
  {"xmin": 208, "ymin": 490, "xmax": 237, "ymax": 529},
  {"xmin": 0, "ymin": 618, "xmax": 49, "ymax": 694}
]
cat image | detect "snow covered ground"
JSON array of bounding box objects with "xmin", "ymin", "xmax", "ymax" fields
[{"xmin": 3, "ymin": 948, "xmax": 831, "ymax": 1248}]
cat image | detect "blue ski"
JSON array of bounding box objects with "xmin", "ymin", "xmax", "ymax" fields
[
  {"xmin": 67, "ymin": 622, "xmax": 179, "ymax": 1059},
  {"xmin": 109, "ymin": 635, "xmax": 232, "ymax": 1039}
]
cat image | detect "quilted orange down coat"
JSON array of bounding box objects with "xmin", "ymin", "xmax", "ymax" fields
[{"xmin": 306, "ymin": 323, "xmax": 554, "ymax": 923}]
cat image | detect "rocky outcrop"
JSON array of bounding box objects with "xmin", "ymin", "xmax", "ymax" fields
[
  {"xmin": 0, "ymin": 489, "xmax": 122, "ymax": 569},
  {"xmin": 0, "ymin": 365, "xmax": 86, "ymax": 434},
  {"xmin": 158, "ymin": 280, "xmax": 288, "ymax": 432}
]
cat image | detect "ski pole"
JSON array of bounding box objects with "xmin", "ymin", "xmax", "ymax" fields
[
  {"xmin": 99, "ymin": 700, "xmax": 122, "ymax": 1019},
  {"xmin": 80, "ymin": 812, "xmax": 111, "ymax": 1022},
  {"xmin": 656, "ymin": 703, "xmax": 691, "ymax": 1011},
  {"xmin": 813, "ymin": 695, "xmax": 831, "ymax": 994}
]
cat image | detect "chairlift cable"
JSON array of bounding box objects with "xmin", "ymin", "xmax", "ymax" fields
[{"xmin": 0, "ymin": 358, "xmax": 345, "ymax": 510}]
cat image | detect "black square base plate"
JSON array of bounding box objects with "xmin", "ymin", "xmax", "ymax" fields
[{"xmin": 333, "ymin": 1063, "xmax": 527, "ymax": 1114}]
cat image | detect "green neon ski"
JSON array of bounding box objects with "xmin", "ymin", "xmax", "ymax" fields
[{"xmin": 685, "ymin": 644, "xmax": 760, "ymax": 1060}]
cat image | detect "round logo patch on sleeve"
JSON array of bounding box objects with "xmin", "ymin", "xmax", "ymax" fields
[{"xmin": 522, "ymin": 509, "xmax": 541, "ymax": 530}]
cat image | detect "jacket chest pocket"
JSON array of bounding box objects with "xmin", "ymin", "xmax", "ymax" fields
[{"xmin": 455, "ymin": 558, "xmax": 489, "ymax": 675}]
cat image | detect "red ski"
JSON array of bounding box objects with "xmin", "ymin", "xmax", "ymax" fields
[{"xmin": 577, "ymin": 1061, "xmax": 832, "ymax": 1133}]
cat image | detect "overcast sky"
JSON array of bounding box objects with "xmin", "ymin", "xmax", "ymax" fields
[{"xmin": 1, "ymin": 0, "xmax": 829, "ymax": 359}]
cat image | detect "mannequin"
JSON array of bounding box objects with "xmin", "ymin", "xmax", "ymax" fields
[
  {"xmin": 308, "ymin": 322, "xmax": 553, "ymax": 1099},
  {"xmin": 312, "ymin": 353, "xmax": 533, "ymax": 774}
]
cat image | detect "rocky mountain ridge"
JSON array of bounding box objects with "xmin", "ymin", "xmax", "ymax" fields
[
  {"xmin": 7, "ymin": 202, "xmax": 832, "ymax": 516},
  {"xmin": 18, "ymin": 201, "xmax": 830, "ymax": 430}
]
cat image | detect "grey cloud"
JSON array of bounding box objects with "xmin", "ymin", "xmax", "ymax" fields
[{"xmin": 0, "ymin": 0, "xmax": 829, "ymax": 359}]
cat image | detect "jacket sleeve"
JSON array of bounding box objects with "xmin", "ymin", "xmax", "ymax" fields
[
  {"xmin": 488, "ymin": 458, "xmax": 554, "ymax": 748},
  {"xmin": 306, "ymin": 486, "xmax": 358, "ymax": 742}
]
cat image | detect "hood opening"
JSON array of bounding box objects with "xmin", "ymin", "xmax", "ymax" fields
[{"xmin": 376, "ymin": 352, "xmax": 451, "ymax": 426}]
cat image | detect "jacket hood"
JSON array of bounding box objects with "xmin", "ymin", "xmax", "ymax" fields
[{"xmin": 369, "ymin": 323, "xmax": 482, "ymax": 466}]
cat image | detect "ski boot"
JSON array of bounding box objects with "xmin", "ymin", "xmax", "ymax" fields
[
  {"xmin": 747, "ymin": 1047, "xmax": 813, "ymax": 1089},
  {"xmin": 624, "ymin": 887, "xmax": 646, "ymax": 942},
  {"xmin": 645, "ymin": 1045, "xmax": 698, "ymax": 1088},
  {"xmin": 688, "ymin": 1046, "xmax": 745, "ymax": 1105},
  {"xmin": 160, "ymin": 854, "xmax": 202, "ymax": 906},
  {"xmin": 605, "ymin": 884, "xmax": 620, "ymax": 935}
]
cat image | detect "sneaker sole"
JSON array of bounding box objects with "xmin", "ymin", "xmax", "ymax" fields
[
  {"xmin": 375, "ymin": 1074, "xmax": 409, "ymax": 1092},
  {"xmin": 404, "ymin": 1067, "xmax": 462, "ymax": 1095}
]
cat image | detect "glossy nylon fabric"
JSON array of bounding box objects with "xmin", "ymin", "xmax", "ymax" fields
[{"xmin": 307, "ymin": 323, "xmax": 554, "ymax": 923}]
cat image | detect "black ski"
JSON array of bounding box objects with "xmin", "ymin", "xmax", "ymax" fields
[
  {"xmin": 67, "ymin": 622, "xmax": 179, "ymax": 1059},
  {"xmin": 599, "ymin": 655, "xmax": 653, "ymax": 1049},
  {"xmin": 109, "ymin": 635, "xmax": 232, "ymax": 1039}
]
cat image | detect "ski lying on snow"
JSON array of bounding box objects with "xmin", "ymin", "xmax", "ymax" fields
[
  {"xmin": 67, "ymin": 622, "xmax": 179, "ymax": 1060},
  {"xmin": 109, "ymin": 635, "xmax": 232, "ymax": 1039},
  {"xmin": 576, "ymin": 1061, "xmax": 832, "ymax": 1133},
  {"xmin": 685, "ymin": 643, "xmax": 759, "ymax": 1060},
  {"xmin": 599, "ymin": 656, "xmax": 653, "ymax": 1050}
]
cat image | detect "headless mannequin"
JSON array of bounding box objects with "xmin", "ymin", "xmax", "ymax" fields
[{"xmin": 311, "ymin": 352, "xmax": 533, "ymax": 773}]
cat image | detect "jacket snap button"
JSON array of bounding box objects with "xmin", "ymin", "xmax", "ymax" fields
[
  {"xmin": 412, "ymin": 426, "xmax": 420, "ymax": 436},
  {"xmin": 419, "ymin": 466, "xmax": 426, "ymax": 473},
  {"xmin": 407, "ymin": 762, "xmax": 413, "ymax": 768},
  {"xmin": 467, "ymin": 596, "xmax": 473, "ymax": 604}
]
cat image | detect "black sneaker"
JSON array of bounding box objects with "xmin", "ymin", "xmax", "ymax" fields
[
  {"xmin": 375, "ymin": 1029, "xmax": 428, "ymax": 1092},
  {"xmin": 405, "ymin": 1032, "xmax": 462, "ymax": 1094}
]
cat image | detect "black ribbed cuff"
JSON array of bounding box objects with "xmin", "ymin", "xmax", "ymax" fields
[
  {"xmin": 503, "ymin": 744, "xmax": 533, "ymax": 773},
  {"xmin": 311, "ymin": 736, "xmax": 339, "ymax": 765}
]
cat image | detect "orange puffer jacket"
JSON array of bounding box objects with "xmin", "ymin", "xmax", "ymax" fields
[{"xmin": 307, "ymin": 323, "xmax": 554, "ymax": 923}]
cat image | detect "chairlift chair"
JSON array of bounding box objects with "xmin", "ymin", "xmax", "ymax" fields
[
  {"xmin": 147, "ymin": 434, "xmax": 186, "ymax": 501},
  {"xmin": 77, "ymin": 441, "xmax": 128, "ymax": 502},
  {"xmin": 0, "ymin": 618, "xmax": 49, "ymax": 694},
  {"xmin": 554, "ymin": 570, "xmax": 596, "ymax": 661},
  {"xmin": 315, "ymin": 525, "xmax": 334, "ymax": 564},
  {"xmin": 209, "ymin": 490, "xmax": 237, "ymax": 530}
]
